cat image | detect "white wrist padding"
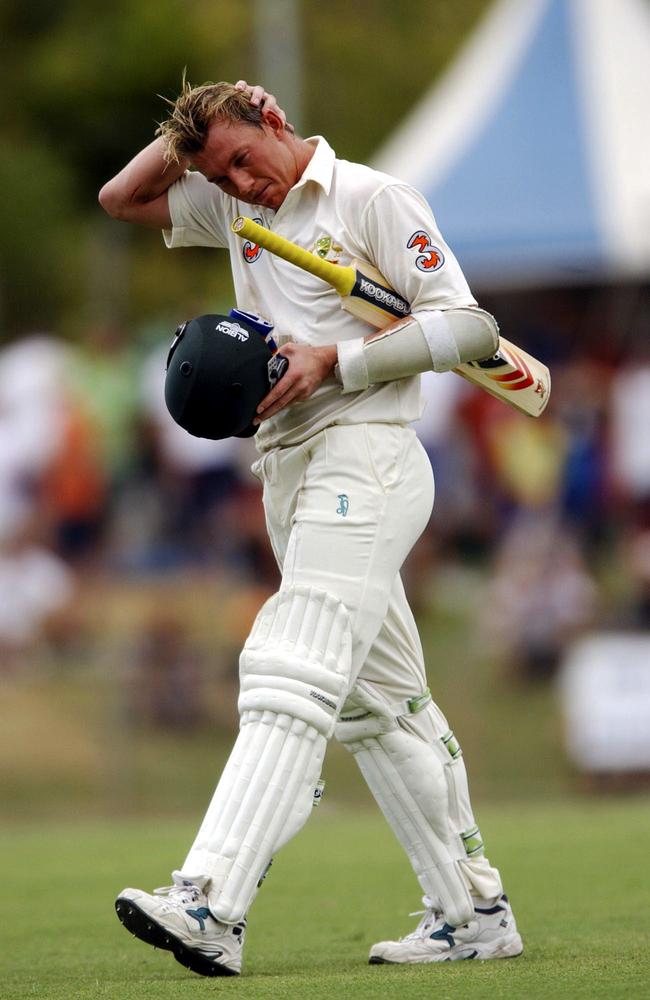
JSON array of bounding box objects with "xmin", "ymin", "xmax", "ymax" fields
[
  {"xmin": 336, "ymin": 337, "xmax": 369, "ymax": 393},
  {"xmin": 336, "ymin": 308, "xmax": 499, "ymax": 393}
]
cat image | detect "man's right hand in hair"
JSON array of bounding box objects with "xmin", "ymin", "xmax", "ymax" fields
[
  {"xmin": 98, "ymin": 79, "xmax": 295, "ymax": 227},
  {"xmin": 235, "ymin": 80, "xmax": 295, "ymax": 133}
]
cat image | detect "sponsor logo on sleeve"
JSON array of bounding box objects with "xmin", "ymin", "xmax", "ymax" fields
[{"xmin": 407, "ymin": 230, "xmax": 445, "ymax": 272}]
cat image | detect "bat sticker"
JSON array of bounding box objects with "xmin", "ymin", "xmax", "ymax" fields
[
  {"xmin": 407, "ymin": 230, "xmax": 445, "ymax": 272},
  {"xmin": 469, "ymin": 343, "xmax": 548, "ymax": 402},
  {"xmin": 241, "ymin": 216, "xmax": 265, "ymax": 263}
]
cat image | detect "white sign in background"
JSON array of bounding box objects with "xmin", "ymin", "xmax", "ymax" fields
[{"xmin": 558, "ymin": 633, "xmax": 650, "ymax": 772}]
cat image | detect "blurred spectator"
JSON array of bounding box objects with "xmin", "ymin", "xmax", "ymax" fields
[
  {"xmin": 0, "ymin": 335, "xmax": 82, "ymax": 667},
  {"xmin": 68, "ymin": 322, "xmax": 142, "ymax": 487},
  {"xmin": 0, "ymin": 506, "xmax": 76, "ymax": 673},
  {"xmin": 0, "ymin": 333, "xmax": 110, "ymax": 567},
  {"xmin": 609, "ymin": 351, "xmax": 650, "ymax": 520},
  {"xmin": 482, "ymin": 512, "xmax": 599, "ymax": 682},
  {"xmin": 481, "ymin": 398, "xmax": 568, "ymax": 514},
  {"xmin": 625, "ymin": 529, "xmax": 650, "ymax": 628},
  {"xmin": 0, "ymin": 335, "xmax": 70, "ymax": 532},
  {"xmin": 554, "ymin": 358, "xmax": 610, "ymax": 550},
  {"xmin": 123, "ymin": 340, "xmax": 253, "ymax": 571},
  {"xmin": 127, "ymin": 611, "xmax": 206, "ymax": 730},
  {"xmin": 605, "ymin": 347, "xmax": 650, "ymax": 629},
  {"xmin": 40, "ymin": 390, "xmax": 108, "ymax": 566}
]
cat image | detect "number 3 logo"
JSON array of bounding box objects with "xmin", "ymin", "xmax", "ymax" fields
[{"xmin": 407, "ymin": 230, "xmax": 445, "ymax": 272}]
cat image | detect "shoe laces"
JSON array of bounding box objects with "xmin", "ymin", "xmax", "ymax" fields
[
  {"xmin": 154, "ymin": 881, "xmax": 204, "ymax": 905},
  {"xmin": 402, "ymin": 897, "xmax": 444, "ymax": 941}
]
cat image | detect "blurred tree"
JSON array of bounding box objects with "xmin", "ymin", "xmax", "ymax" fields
[
  {"xmin": 0, "ymin": 140, "xmax": 81, "ymax": 332},
  {"xmin": 304, "ymin": 0, "xmax": 489, "ymax": 162},
  {"xmin": 0, "ymin": 0, "xmax": 489, "ymax": 338}
]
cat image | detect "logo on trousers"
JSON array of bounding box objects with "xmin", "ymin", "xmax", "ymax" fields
[{"xmin": 336, "ymin": 494, "xmax": 349, "ymax": 517}]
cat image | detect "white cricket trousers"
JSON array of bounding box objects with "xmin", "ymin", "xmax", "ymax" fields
[
  {"xmin": 253, "ymin": 422, "xmax": 502, "ymax": 898},
  {"xmin": 254, "ymin": 422, "xmax": 434, "ymax": 680}
]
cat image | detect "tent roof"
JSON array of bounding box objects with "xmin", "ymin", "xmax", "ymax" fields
[{"xmin": 373, "ymin": 0, "xmax": 650, "ymax": 288}]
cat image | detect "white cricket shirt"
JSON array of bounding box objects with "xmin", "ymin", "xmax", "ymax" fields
[{"xmin": 163, "ymin": 136, "xmax": 476, "ymax": 450}]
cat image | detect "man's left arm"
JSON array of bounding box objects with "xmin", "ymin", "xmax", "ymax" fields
[{"xmin": 332, "ymin": 183, "xmax": 499, "ymax": 395}]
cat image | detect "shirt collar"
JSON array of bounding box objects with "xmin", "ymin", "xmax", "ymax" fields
[{"xmin": 291, "ymin": 136, "xmax": 335, "ymax": 196}]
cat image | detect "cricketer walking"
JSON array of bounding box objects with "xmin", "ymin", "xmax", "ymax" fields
[{"xmin": 99, "ymin": 79, "xmax": 523, "ymax": 976}]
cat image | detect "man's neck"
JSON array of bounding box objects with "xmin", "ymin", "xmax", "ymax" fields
[{"xmin": 292, "ymin": 135, "xmax": 316, "ymax": 180}]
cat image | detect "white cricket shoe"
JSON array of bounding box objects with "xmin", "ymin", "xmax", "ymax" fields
[
  {"xmin": 115, "ymin": 873, "xmax": 246, "ymax": 977},
  {"xmin": 369, "ymin": 893, "xmax": 523, "ymax": 964}
]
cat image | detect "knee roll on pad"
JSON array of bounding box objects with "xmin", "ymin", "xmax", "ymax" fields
[
  {"xmin": 181, "ymin": 586, "xmax": 352, "ymax": 923},
  {"xmin": 239, "ymin": 585, "xmax": 352, "ymax": 737}
]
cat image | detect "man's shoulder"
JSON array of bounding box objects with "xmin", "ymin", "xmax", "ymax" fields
[
  {"xmin": 333, "ymin": 155, "xmax": 407, "ymax": 198},
  {"xmin": 328, "ymin": 157, "xmax": 426, "ymax": 236}
]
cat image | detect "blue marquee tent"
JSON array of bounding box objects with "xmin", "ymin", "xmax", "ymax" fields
[{"xmin": 373, "ymin": 0, "xmax": 650, "ymax": 288}]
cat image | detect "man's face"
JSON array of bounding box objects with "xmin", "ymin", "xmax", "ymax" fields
[{"xmin": 191, "ymin": 118, "xmax": 299, "ymax": 211}]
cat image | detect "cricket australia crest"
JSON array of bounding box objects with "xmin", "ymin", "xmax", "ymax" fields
[{"xmin": 311, "ymin": 235, "xmax": 344, "ymax": 263}]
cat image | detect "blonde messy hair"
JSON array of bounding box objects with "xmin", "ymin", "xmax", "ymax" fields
[{"xmin": 157, "ymin": 77, "xmax": 264, "ymax": 164}]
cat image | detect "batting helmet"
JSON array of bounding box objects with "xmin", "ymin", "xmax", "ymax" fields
[{"xmin": 164, "ymin": 313, "xmax": 288, "ymax": 440}]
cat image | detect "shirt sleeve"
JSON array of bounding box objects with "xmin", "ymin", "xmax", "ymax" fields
[
  {"xmin": 162, "ymin": 171, "xmax": 231, "ymax": 249},
  {"xmin": 360, "ymin": 182, "xmax": 477, "ymax": 312}
]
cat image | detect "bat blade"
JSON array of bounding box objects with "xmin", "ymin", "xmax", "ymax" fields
[
  {"xmin": 458, "ymin": 338, "xmax": 551, "ymax": 416},
  {"xmin": 231, "ymin": 216, "xmax": 550, "ymax": 417}
]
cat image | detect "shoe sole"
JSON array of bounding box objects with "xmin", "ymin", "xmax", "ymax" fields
[
  {"xmin": 115, "ymin": 897, "xmax": 239, "ymax": 977},
  {"xmin": 369, "ymin": 934, "xmax": 524, "ymax": 965}
]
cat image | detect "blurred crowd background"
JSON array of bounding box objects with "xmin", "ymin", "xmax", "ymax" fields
[
  {"xmin": 2, "ymin": 0, "xmax": 649, "ymax": 816},
  {"xmin": 2, "ymin": 296, "xmax": 649, "ymax": 676}
]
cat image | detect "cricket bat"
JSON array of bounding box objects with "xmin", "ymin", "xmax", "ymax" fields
[{"xmin": 231, "ymin": 216, "xmax": 550, "ymax": 416}]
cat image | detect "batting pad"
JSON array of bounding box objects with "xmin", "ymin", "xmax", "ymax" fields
[
  {"xmin": 180, "ymin": 586, "xmax": 352, "ymax": 923},
  {"xmin": 345, "ymin": 728, "xmax": 475, "ymax": 927}
]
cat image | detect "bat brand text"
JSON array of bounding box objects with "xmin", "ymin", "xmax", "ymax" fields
[{"xmin": 358, "ymin": 278, "xmax": 410, "ymax": 316}]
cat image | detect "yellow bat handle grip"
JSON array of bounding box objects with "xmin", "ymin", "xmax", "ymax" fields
[{"xmin": 231, "ymin": 216, "xmax": 355, "ymax": 297}]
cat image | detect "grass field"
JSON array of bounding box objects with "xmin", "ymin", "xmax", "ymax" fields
[{"xmin": 2, "ymin": 796, "xmax": 649, "ymax": 999}]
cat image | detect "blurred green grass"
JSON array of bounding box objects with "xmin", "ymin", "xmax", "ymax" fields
[{"xmin": 2, "ymin": 798, "xmax": 649, "ymax": 999}]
